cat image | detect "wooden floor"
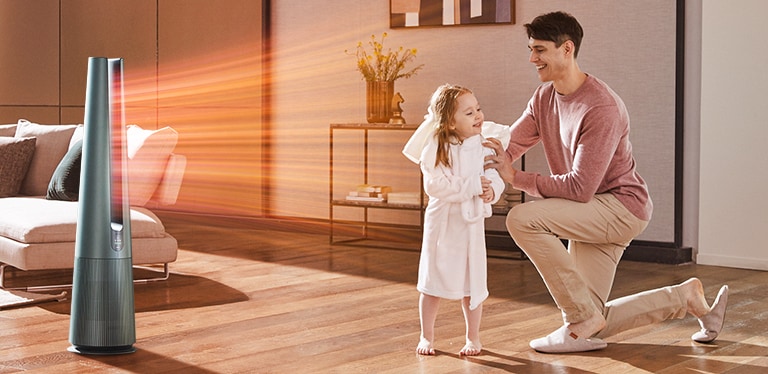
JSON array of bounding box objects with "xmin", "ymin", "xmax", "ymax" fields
[{"xmin": 1, "ymin": 213, "xmax": 767, "ymax": 373}]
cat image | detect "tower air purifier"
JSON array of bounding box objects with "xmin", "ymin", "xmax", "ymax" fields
[{"xmin": 69, "ymin": 57, "xmax": 136, "ymax": 355}]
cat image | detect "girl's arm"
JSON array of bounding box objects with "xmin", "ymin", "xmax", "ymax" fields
[
  {"xmin": 420, "ymin": 141, "xmax": 481, "ymax": 203},
  {"xmin": 421, "ymin": 162, "xmax": 481, "ymax": 203}
]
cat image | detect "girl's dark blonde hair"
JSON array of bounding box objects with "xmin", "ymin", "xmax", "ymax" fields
[{"xmin": 430, "ymin": 84, "xmax": 473, "ymax": 168}]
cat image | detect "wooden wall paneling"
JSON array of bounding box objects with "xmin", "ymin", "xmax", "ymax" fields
[
  {"xmin": 0, "ymin": 0, "xmax": 267, "ymax": 219},
  {"xmin": 60, "ymin": 0, "xmax": 158, "ymax": 127},
  {"xmin": 60, "ymin": 107, "xmax": 85, "ymax": 125},
  {"xmin": 0, "ymin": 1, "xmax": 59, "ymax": 111},
  {"xmin": 159, "ymin": 106, "xmax": 263, "ymax": 215},
  {"xmin": 158, "ymin": 0, "xmax": 264, "ymax": 217},
  {"xmin": 0, "ymin": 107, "xmax": 59, "ymax": 125}
]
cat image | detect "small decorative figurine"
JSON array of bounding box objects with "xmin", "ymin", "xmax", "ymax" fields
[{"xmin": 389, "ymin": 92, "xmax": 406, "ymax": 125}]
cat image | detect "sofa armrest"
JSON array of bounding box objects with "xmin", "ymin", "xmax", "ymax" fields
[{"xmin": 147, "ymin": 153, "xmax": 186, "ymax": 206}]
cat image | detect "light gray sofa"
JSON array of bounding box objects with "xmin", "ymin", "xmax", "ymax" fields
[{"xmin": 0, "ymin": 119, "xmax": 186, "ymax": 290}]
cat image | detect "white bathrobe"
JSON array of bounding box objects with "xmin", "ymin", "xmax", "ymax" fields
[{"xmin": 414, "ymin": 133, "xmax": 505, "ymax": 310}]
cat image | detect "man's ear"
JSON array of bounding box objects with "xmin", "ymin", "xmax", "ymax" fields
[{"xmin": 563, "ymin": 40, "xmax": 575, "ymax": 56}]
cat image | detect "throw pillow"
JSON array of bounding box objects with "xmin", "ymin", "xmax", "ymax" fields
[
  {"xmin": 0, "ymin": 137, "xmax": 37, "ymax": 197},
  {"xmin": 126, "ymin": 125, "xmax": 179, "ymax": 206},
  {"xmin": 69, "ymin": 124, "xmax": 84, "ymax": 150},
  {"xmin": 15, "ymin": 119, "xmax": 78, "ymax": 196},
  {"xmin": 46, "ymin": 139, "xmax": 83, "ymax": 201}
]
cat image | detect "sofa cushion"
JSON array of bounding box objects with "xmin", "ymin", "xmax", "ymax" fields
[
  {"xmin": 0, "ymin": 124, "xmax": 17, "ymax": 137},
  {"xmin": 15, "ymin": 120, "xmax": 78, "ymax": 196},
  {"xmin": 0, "ymin": 137, "xmax": 37, "ymax": 197},
  {"xmin": 46, "ymin": 139, "xmax": 83, "ymax": 201},
  {"xmin": 0, "ymin": 197, "xmax": 168, "ymax": 243},
  {"xmin": 0, "ymin": 234, "xmax": 178, "ymax": 271},
  {"xmin": 126, "ymin": 125, "xmax": 179, "ymax": 206}
]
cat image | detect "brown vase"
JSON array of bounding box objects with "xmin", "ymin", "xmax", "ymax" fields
[{"xmin": 366, "ymin": 80, "xmax": 394, "ymax": 123}]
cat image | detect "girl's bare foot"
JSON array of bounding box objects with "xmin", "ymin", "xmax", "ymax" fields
[
  {"xmin": 459, "ymin": 340, "xmax": 482, "ymax": 356},
  {"xmin": 416, "ymin": 337, "xmax": 435, "ymax": 355}
]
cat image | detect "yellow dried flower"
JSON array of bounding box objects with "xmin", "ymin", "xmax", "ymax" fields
[{"xmin": 347, "ymin": 32, "xmax": 424, "ymax": 82}]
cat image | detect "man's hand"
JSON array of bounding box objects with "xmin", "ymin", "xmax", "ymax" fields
[{"xmin": 483, "ymin": 137, "xmax": 517, "ymax": 184}]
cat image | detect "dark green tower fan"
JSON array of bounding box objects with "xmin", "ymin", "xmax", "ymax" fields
[{"xmin": 68, "ymin": 57, "xmax": 136, "ymax": 355}]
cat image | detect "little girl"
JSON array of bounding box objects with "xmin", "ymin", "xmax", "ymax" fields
[{"xmin": 403, "ymin": 84, "xmax": 505, "ymax": 356}]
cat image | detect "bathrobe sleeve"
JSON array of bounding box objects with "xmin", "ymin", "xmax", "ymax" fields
[{"xmin": 419, "ymin": 136, "xmax": 482, "ymax": 203}]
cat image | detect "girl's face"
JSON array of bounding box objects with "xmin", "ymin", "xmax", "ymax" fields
[{"xmin": 451, "ymin": 93, "xmax": 484, "ymax": 141}]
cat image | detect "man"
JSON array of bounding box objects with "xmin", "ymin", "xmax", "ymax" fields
[{"xmin": 483, "ymin": 11, "xmax": 728, "ymax": 354}]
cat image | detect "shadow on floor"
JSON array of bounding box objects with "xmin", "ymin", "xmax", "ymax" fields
[{"xmin": 32, "ymin": 271, "xmax": 249, "ymax": 315}]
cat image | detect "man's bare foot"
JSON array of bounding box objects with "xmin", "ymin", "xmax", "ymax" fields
[
  {"xmin": 679, "ymin": 277, "xmax": 710, "ymax": 318},
  {"xmin": 416, "ymin": 337, "xmax": 435, "ymax": 355},
  {"xmin": 459, "ymin": 340, "xmax": 482, "ymax": 356},
  {"xmin": 566, "ymin": 311, "xmax": 606, "ymax": 339}
]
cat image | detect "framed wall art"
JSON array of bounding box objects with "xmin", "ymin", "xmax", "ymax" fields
[{"xmin": 390, "ymin": 0, "xmax": 514, "ymax": 28}]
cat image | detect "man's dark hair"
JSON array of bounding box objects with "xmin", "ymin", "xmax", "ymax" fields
[{"xmin": 524, "ymin": 11, "xmax": 584, "ymax": 58}]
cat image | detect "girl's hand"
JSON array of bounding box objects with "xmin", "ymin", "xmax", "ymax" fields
[{"xmin": 480, "ymin": 176, "xmax": 494, "ymax": 203}]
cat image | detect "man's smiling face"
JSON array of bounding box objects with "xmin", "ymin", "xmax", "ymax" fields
[{"xmin": 527, "ymin": 38, "xmax": 570, "ymax": 83}]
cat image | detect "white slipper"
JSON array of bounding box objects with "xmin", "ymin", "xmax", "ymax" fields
[
  {"xmin": 529, "ymin": 325, "xmax": 607, "ymax": 353},
  {"xmin": 692, "ymin": 285, "xmax": 729, "ymax": 343}
]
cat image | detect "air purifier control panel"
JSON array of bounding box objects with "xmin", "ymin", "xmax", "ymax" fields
[{"xmin": 111, "ymin": 222, "xmax": 124, "ymax": 251}]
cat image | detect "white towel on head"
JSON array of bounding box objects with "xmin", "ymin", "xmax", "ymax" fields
[
  {"xmin": 402, "ymin": 120, "xmax": 511, "ymax": 164},
  {"xmin": 402, "ymin": 113, "xmax": 437, "ymax": 164}
]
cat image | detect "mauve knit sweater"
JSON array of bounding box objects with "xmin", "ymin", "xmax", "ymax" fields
[{"xmin": 506, "ymin": 74, "xmax": 653, "ymax": 221}]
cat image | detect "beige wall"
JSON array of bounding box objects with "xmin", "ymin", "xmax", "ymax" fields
[
  {"xmin": 0, "ymin": 0, "xmax": 264, "ymax": 217},
  {"xmin": 270, "ymin": 0, "xmax": 678, "ymax": 242},
  {"xmin": 698, "ymin": 0, "xmax": 768, "ymax": 270}
]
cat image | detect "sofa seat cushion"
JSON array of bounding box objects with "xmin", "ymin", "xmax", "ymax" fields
[
  {"xmin": 0, "ymin": 197, "xmax": 168, "ymax": 244},
  {"xmin": 0, "ymin": 234, "xmax": 178, "ymax": 271}
]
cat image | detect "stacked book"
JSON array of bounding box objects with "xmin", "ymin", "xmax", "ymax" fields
[
  {"xmin": 346, "ymin": 185, "xmax": 391, "ymax": 202},
  {"xmin": 387, "ymin": 192, "xmax": 421, "ymax": 205}
]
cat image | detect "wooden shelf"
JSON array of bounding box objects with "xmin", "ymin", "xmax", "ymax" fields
[
  {"xmin": 329, "ymin": 123, "xmax": 425, "ymax": 247},
  {"xmin": 332, "ymin": 199, "xmax": 424, "ymax": 210}
]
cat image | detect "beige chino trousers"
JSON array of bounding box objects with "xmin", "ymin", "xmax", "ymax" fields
[{"xmin": 507, "ymin": 193, "xmax": 690, "ymax": 338}]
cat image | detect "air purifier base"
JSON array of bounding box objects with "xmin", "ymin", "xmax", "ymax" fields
[{"xmin": 67, "ymin": 344, "xmax": 136, "ymax": 355}]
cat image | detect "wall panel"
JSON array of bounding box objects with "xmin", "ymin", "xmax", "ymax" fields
[
  {"xmin": 0, "ymin": 0, "xmax": 265, "ymax": 219},
  {"xmin": 270, "ymin": 0, "xmax": 678, "ymax": 243},
  {"xmin": 60, "ymin": 0, "xmax": 158, "ymax": 126},
  {"xmin": 0, "ymin": 0, "xmax": 59, "ymax": 107},
  {"xmin": 158, "ymin": 0, "xmax": 264, "ymax": 216},
  {"xmin": 698, "ymin": 0, "xmax": 768, "ymax": 269}
]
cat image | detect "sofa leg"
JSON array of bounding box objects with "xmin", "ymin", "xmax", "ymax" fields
[
  {"xmin": 133, "ymin": 263, "xmax": 171, "ymax": 284},
  {"xmin": 0, "ymin": 263, "xmax": 171, "ymax": 291},
  {"xmin": 0, "ymin": 264, "xmax": 10, "ymax": 289}
]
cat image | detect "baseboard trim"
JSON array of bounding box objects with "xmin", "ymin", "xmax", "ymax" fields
[
  {"xmin": 696, "ymin": 253, "xmax": 768, "ymax": 271},
  {"xmin": 154, "ymin": 211, "xmax": 692, "ymax": 264},
  {"xmin": 623, "ymin": 241, "xmax": 693, "ymax": 265}
]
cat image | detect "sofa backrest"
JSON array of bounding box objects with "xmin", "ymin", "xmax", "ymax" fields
[{"xmin": 0, "ymin": 119, "xmax": 185, "ymax": 207}]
